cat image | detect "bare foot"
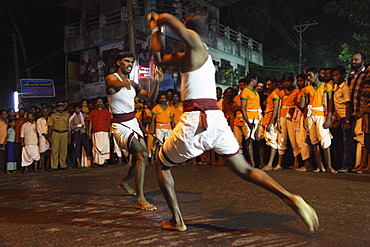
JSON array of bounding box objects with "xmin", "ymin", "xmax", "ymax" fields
[
  {"xmin": 313, "ymin": 167, "xmax": 325, "ymax": 173},
  {"xmin": 117, "ymin": 182, "xmax": 137, "ymax": 196},
  {"xmin": 136, "ymin": 200, "xmax": 157, "ymax": 211},
  {"xmin": 262, "ymin": 165, "xmax": 273, "ymax": 171},
  {"xmin": 286, "ymin": 195, "xmax": 319, "ymax": 233},
  {"xmin": 327, "ymin": 168, "xmax": 337, "ymax": 174},
  {"xmin": 161, "ymin": 219, "xmax": 187, "ymax": 231},
  {"xmin": 295, "ymin": 167, "xmax": 306, "ymax": 172},
  {"xmin": 273, "ymin": 165, "xmax": 282, "ymax": 170}
]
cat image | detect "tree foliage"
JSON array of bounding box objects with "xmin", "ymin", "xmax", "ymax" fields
[
  {"xmin": 339, "ymin": 33, "xmax": 370, "ymax": 62},
  {"xmin": 324, "ymin": 0, "xmax": 370, "ymax": 60},
  {"xmin": 324, "ymin": 0, "xmax": 370, "ymax": 27}
]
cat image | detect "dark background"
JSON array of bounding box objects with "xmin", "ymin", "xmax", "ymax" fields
[{"xmin": 0, "ymin": 0, "xmax": 362, "ymax": 106}]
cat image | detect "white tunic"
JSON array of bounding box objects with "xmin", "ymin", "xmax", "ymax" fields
[
  {"xmin": 108, "ymin": 73, "xmax": 136, "ymax": 114},
  {"xmin": 180, "ymin": 55, "xmax": 217, "ymax": 101}
]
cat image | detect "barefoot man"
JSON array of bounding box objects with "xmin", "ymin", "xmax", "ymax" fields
[
  {"xmin": 148, "ymin": 12, "xmax": 319, "ymax": 232},
  {"xmin": 106, "ymin": 53, "xmax": 163, "ymax": 210}
]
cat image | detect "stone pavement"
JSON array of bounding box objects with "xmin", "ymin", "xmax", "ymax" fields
[{"xmin": 0, "ymin": 164, "xmax": 369, "ymax": 246}]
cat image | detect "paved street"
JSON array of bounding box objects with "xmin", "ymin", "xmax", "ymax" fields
[{"xmin": 0, "ymin": 164, "xmax": 369, "ymax": 246}]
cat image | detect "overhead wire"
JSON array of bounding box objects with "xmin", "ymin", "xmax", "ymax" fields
[
  {"xmin": 254, "ymin": 0, "xmax": 298, "ymax": 49},
  {"xmin": 277, "ymin": 0, "xmax": 300, "ymax": 42},
  {"xmin": 263, "ymin": 0, "xmax": 299, "ymax": 48}
]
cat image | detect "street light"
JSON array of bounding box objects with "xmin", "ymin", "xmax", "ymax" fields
[{"xmin": 13, "ymin": 91, "xmax": 19, "ymax": 112}]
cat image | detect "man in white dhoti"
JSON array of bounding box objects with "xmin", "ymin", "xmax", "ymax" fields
[
  {"xmin": 87, "ymin": 98, "xmax": 111, "ymax": 167},
  {"xmin": 21, "ymin": 113, "xmax": 40, "ymax": 173},
  {"xmin": 36, "ymin": 108, "xmax": 50, "ymax": 171},
  {"xmin": 106, "ymin": 53, "xmax": 163, "ymax": 210}
]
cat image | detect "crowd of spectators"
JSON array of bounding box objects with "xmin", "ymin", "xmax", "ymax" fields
[
  {"xmin": 1, "ymin": 52, "xmax": 369, "ymax": 175},
  {"xmin": 216, "ymin": 52, "xmax": 370, "ymax": 174}
]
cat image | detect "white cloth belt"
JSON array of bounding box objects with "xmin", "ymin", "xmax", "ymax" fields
[
  {"xmin": 307, "ymin": 105, "xmax": 324, "ymax": 117},
  {"xmin": 158, "ymin": 123, "xmax": 171, "ymax": 126},
  {"xmin": 246, "ymin": 109, "xmax": 262, "ymax": 113}
]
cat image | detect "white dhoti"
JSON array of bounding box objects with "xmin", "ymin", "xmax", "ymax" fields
[
  {"xmin": 111, "ymin": 118, "xmax": 144, "ymax": 152},
  {"xmin": 92, "ymin": 131, "xmax": 110, "ymax": 165},
  {"xmin": 113, "ymin": 136, "xmax": 122, "ymax": 158},
  {"xmin": 307, "ymin": 115, "xmax": 332, "ymax": 149},
  {"xmin": 264, "ymin": 124, "xmax": 278, "ymax": 149},
  {"xmin": 155, "ymin": 128, "xmax": 172, "ymax": 144},
  {"xmin": 159, "ymin": 110, "xmax": 239, "ymax": 167},
  {"xmin": 38, "ymin": 135, "xmax": 50, "ymax": 153},
  {"xmin": 244, "ymin": 119, "xmax": 260, "ymax": 140},
  {"xmin": 21, "ymin": 144, "xmax": 40, "ymax": 167}
]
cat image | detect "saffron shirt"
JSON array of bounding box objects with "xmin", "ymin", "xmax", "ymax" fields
[
  {"xmin": 278, "ymin": 88, "xmax": 300, "ymax": 117},
  {"xmin": 170, "ymin": 102, "xmax": 183, "ymax": 125},
  {"xmin": 240, "ymin": 87, "xmax": 261, "ymax": 120},
  {"xmin": 152, "ymin": 104, "xmax": 174, "ymax": 130},
  {"xmin": 303, "ymin": 82, "xmax": 333, "ymax": 116},
  {"xmin": 262, "ymin": 89, "xmax": 280, "ymax": 126}
]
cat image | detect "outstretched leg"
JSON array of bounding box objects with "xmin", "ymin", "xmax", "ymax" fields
[
  {"xmin": 224, "ymin": 153, "xmax": 319, "ymax": 233},
  {"xmin": 155, "ymin": 161, "xmax": 187, "ymax": 231}
]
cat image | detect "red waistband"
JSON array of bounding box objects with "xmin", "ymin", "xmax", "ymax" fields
[
  {"xmin": 112, "ymin": 111, "xmax": 135, "ymax": 123},
  {"xmin": 183, "ymin": 99, "xmax": 219, "ymax": 112},
  {"xmin": 112, "ymin": 111, "xmax": 148, "ymax": 136},
  {"xmin": 183, "ymin": 99, "xmax": 219, "ymax": 131}
]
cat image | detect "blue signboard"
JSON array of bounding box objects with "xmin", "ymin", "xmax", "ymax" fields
[{"xmin": 20, "ymin": 79, "xmax": 55, "ymax": 98}]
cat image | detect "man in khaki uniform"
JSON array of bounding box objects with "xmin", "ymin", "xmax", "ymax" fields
[{"xmin": 48, "ymin": 103, "xmax": 70, "ymax": 170}]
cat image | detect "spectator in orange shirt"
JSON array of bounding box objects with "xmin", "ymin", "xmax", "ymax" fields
[
  {"xmin": 150, "ymin": 93, "xmax": 175, "ymax": 144},
  {"xmin": 170, "ymin": 92, "xmax": 183, "ymax": 126},
  {"xmin": 241, "ymin": 73, "xmax": 262, "ymax": 167},
  {"xmin": 303, "ymin": 67, "xmax": 336, "ymax": 173}
]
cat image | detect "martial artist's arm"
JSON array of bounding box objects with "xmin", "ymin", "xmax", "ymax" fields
[{"xmin": 135, "ymin": 68, "xmax": 164, "ymax": 102}]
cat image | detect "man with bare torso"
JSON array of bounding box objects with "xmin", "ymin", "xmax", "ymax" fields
[
  {"xmin": 106, "ymin": 53, "xmax": 163, "ymax": 210},
  {"xmin": 148, "ymin": 12, "xmax": 319, "ymax": 232}
]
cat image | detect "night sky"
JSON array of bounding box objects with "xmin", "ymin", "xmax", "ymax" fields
[{"xmin": 0, "ymin": 0, "xmax": 354, "ymax": 107}]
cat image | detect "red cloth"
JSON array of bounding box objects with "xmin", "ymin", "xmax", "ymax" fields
[
  {"xmin": 183, "ymin": 99, "xmax": 219, "ymax": 131},
  {"xmin": 86, "ymin": 108, "xmax": 112, "ymax": 133},
  {"xmin": 112, "ymin": 111, "xmax": 135, "ymax": 123}
]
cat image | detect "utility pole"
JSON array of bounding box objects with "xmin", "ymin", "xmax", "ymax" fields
[
  {"xmin": 7, "ymin": 8, "xmax": 31, "ymax": 77},
  {"xmin": 11, "ymin": 33, "xmax": 21, "ymax": 106},
  {"xmin": 293, "ymin": 22, "xmax": 318, "ymax": 73},
  {"xmin": 126, "ymin": 0, "xmax": 136, "ymax": 55},
  {"xmin": 12, "ymin": 33, "xmax": 20, "ymax": 93}
]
